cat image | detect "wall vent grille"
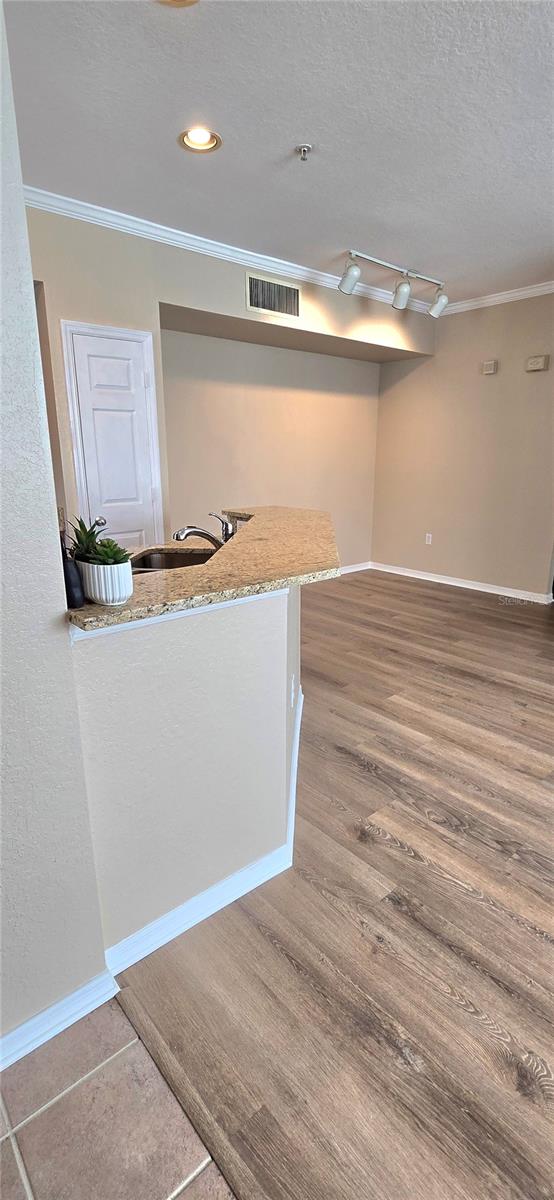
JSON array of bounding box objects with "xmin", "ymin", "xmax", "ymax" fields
[{"xmin": 246, "ymin": 274, "xmax": 300, "ymax": 317}]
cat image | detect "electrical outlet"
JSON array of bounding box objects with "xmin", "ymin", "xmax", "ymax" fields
[{"xmin": 425, "ymin": 533, "xmax": 432, "ymax": 545}]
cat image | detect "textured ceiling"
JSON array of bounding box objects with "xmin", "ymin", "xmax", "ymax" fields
[{"xmin": 5, "ymin": 0, "xmax": 553, "ymax": 301}]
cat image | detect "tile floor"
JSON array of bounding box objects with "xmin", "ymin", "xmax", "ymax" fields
[{"xmin": 0, "ymin": 999, "xmax": 234, "ymax": 1200}]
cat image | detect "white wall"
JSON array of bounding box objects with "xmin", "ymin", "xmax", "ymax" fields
[
  {"xmin": 161, "ymin": 331, "xmax": 380, "ymax": 567},
  {"xmin": 0, "ymin": 16, "xmax": 106, "ymax": 1035}
]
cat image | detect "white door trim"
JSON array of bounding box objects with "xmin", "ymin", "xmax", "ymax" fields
[{"xmin": 61, "ymin": 320, "xmax": 164, "ymax": 539}]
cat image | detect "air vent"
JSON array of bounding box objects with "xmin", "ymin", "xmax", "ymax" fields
[{"xmin": 246, "ymin": 273, "xmax": 300, "ymax": 317}]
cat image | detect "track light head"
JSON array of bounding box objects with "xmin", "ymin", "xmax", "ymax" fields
[
  {"xmin": 391, "ymin": 276, "xmax": 411, "ymax": 310},
  {"xmin": 338, "ymin": 259, "xmax": 361, "ymax": 295},
  {"xmin": 428, "ymin": 288, "xmax": 449, "ymax": 318}
]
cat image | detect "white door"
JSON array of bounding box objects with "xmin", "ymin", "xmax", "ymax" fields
[{"xmin": 63, "ymin": 323, "xmax": 163, "ymax": 551}]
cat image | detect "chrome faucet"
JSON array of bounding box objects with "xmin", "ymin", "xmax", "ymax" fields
[{"xmin": 172, "ymin": 512, "xmax": 235, "ymax": 549}]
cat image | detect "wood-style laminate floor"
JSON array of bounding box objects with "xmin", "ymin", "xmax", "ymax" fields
[{"xmin": 118, "ymin": 571, "xmax": 554, "ymax": 1200}]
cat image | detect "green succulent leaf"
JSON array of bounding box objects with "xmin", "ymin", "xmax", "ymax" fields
[
  {"xmin": 68, "ymin": 518, "xmax": 129, "ymax": 564},
  {"xmin": 90, "ymin": 538, "xmax": 130, "ymax": 565}
]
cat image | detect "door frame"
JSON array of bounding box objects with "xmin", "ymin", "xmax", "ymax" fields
[{"xmin": 61, "ymin": 320, "xmax": 164, "ymax": 540}]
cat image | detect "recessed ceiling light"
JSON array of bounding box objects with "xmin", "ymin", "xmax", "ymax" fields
[{"xmin": 179, "ymin": 127, "xmax": 222, "ymax": 153}]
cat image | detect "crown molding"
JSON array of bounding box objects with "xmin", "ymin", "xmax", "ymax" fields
[
  {"xmin": 444, "ymin": 280, "xmax": 554, "ymax": 314},
  {"xmin": 24, "ymin": 186, "xmax": 553, "ymax": 317},
  {"xmin": 23, "ymin": 186, "xmax": 430, "ymax": 311}
]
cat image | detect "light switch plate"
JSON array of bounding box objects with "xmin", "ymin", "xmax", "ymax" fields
[
  {"xmin": 481, "ymin": 360, "xmax": 498, "ymax": 375},
  {"xmin": 526, "ymin": 355, "xmax": 550, "ymax": 372}
]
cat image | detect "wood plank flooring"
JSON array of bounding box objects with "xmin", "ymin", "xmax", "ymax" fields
[{"xmin": 117, "ymin": 570, "xmax": 554, "ymax": 1200}]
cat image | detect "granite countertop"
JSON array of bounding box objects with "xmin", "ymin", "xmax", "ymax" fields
[{"xmin": 67, "ymin": 506, "xmax": 340, "ymax": 631}]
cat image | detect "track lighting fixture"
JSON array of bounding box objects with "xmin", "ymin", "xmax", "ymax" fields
[
  {"xmin": 427, "ymin": 288, "xmax": 449, "ymax": 318},
  {"xmin": 338, "ymin": 258, "xmax": 362, "ymax": 295},
  {"xmin": 338, "ymin": 250, "xmax": 448, "ymax": 317},
  {"xmin": 392, "ymin": 276, "xmax": 412, "ymax": 310}
]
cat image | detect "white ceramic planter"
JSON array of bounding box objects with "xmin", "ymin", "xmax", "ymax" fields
[{"xmin": 78, "ymin": 560, "xmax": 133, "ymax": 607}]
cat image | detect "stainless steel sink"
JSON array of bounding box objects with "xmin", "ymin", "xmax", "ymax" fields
[{"xmin": 132, "ymin": 548, "xmax": 215, "ymax": 573}]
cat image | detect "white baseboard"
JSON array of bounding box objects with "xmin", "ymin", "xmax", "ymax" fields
[
  {"xmin": 0, "ymin": 969, "xmax": 118, "ymax": 1071},
  {"xmin": 340, "ymin": 562, "xmax": 373, "ymax": 575},
  {"xmin": 105, "ymin": 841, "xmax": 291, "ymax": 976},
  {"xmin": 106, "ymin": 686, "xmax": 304, "ymax": 977},
  {"xmin": 1, "ymin": 693, "xmax": 305, "ymax": 1067},
  {"xmin": 369, "ymin": 562, "xmax": 551, "ymax": 604},
  {"xmin": 340, "ymin": 560, "xmax": 551, "ymax": 604}
]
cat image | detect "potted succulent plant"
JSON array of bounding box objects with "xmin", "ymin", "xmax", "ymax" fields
[{"xmin": 69, "ymin": 517, "xmax": 133, "ymax": 607}]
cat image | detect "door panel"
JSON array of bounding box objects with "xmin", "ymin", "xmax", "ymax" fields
[
  {"xmin": 93, "ymin": 409, "xmax": 140, "ymax": 504},
  {"xmin": 70, "ymin": 331, "xmax": 160, "ymax": 550},
  {"xmin": 87, "ymin": 354, "xmax": 134, "ymax": 391}
]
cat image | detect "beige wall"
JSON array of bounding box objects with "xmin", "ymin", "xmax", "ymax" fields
[
  {"xmin": 161, "ymin": 330, "xmax": 379, "ymax": 567},
  {"xmin": 5, "ymin": 64, "xmax": 551, "ymax": 1041},
  {"xmin": 373, "ymin": 295, "xmax": 554, "ymax": 594},
  {"xmin": 72, "ymin": 592, "xmax": 290, "ymax": 950},
  {"xmin": 26, "ymin": 207, "xmax": 433, "ymax": 536},
  {"xmin": 35, "ymin": 281, "xmax": 65, "ymax": 521},
  {"xmin": 1, "ymin": 20, "xmax": 106, "ymax": 1035}
]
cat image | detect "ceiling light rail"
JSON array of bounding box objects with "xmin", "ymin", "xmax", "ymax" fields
[{"xmin": 339, "ymin": 250, "xmax": 448, "ymax": 317}]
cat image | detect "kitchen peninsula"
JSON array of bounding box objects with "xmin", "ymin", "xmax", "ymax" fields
[
  {"xmin": 68, "ymin": 507, "xmax": 339, "ymax": 976},
  {"xmin": 67, "ymin": 506, "xmax": 339, "ymax": 631}
]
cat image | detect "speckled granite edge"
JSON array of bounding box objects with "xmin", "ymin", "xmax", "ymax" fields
[{"xmin": 67, "ymin": 507, "xmax": 340, "ymax": 632}]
